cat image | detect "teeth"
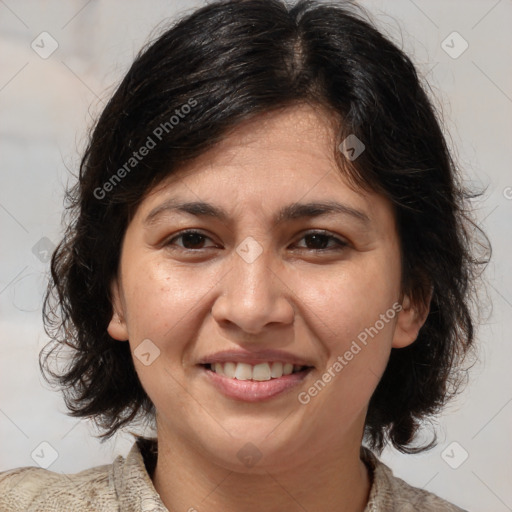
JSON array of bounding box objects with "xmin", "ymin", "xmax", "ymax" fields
[
  {"xmin": 223, "ymin": 361, "xmax": 236, "ymax": 378},
  {"xmin": 252, "ymin": 363, "xmax": 271, "ymax": 381},
  {"xmin": 208, "ymin": 361, "xmax": 307, "ymax": 380},
  {"xmin": 234, "ymin": 363, "xmax": 253, "ymax": 381},
  {"xmin": 283, "ymin": 363, "xmax": 294, "ymax": 375},
  {"xmin": 270, "ymin": 362, "xmax": 283, "ymax": 378}
]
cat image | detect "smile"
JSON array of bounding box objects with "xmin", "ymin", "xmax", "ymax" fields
[
  {"xmin": 205, "ymin": 361, "xmax": 308, "ymax": 380},
  {"xmin": 200, "ymin": 362, "xmax": 314, "ymax": 402}
]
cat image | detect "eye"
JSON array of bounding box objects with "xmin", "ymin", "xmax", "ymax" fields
[
  {"xmin": 293, "ymin": 231, "xmax": 348, "ymax": 252},
  {"xmin": 165, "ymin": 230, "xmax": 216, "ymax": 250},
  {"xmin": 164, "ymin": 229, "xmax": 348, "ymax": 252}
]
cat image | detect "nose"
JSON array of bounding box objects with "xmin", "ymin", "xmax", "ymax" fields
[{"xmin": 210, "ymin": 240, "xmax": 295, "ymax": 335}]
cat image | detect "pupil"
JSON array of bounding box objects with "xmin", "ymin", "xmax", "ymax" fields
[
  {"xmin": 184, "ymin": 233, "xmax": 204, "ymax": 248},
  {"xmin": 306, "ymin": 234, "xmax": 328, "ymax": 249}
]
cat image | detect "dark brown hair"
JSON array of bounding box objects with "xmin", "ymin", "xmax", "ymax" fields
[{"xmin": 40, "ymin": 0, "xmax": 489, "ymax": 454}]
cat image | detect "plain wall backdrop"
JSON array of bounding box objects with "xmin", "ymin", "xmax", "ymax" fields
[{"xmin": 0, "ymin": 1, "xmax": 511, "ymax": 510}]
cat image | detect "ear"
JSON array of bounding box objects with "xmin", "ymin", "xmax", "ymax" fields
[
  {"xmin": 392, "ymin": 289, "xmax": 432, "ymax": 349},
  {"xmin": 107, "ymin": 277, "xmax": 129, "ymax": 341}
]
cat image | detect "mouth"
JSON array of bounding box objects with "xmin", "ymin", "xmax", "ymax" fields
[
  {"xmin": 201, "ymin": 361, "xmax": 310, "ymax": 380},
  {"xmin": 199, "ymin": 361, "xmax": 314, "ymax": 402}
]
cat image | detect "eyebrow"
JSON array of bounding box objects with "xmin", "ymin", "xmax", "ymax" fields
[{"xmin": 144, "ymin": 198, "xmax": 371, "ymax": 227}]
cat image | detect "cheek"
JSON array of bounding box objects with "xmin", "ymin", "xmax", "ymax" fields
[
  {"xmin": 122, "ymin": 256, "xmax": 223, "ymax": 349},
  {"xmin": 298, "ymin": 254, "xmax": 400, "ymax": 348},
  {"xmin": 294, "ymin": 253, "xmax": 400, "ymax": 411},
  {"xmin": 121, "ymin": 258, "xmax": 221, "ymax": 412}
]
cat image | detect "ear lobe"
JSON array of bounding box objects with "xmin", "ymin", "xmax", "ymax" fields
[
  {"xmin": 107, "ymin": 278, "xmax": 129, "ymax": 341},
  {"xmin": 392, "ymin": 290, "xmax": 432, "ymax": 349}
]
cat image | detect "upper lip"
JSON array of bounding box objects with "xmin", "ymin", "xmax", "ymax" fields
[{"xmin": 197, "ymin": 349, "xmax": 315, "ymax": 367}]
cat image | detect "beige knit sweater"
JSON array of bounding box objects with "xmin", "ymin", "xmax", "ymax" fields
[{"xmin": 0, "ymin": 438, "xmax": 468, "ymax": 511}]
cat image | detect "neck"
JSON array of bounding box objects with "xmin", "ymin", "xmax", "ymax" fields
[{"xmin": 152, "ymin": 429, "xmax": 371, "ymax": 512}]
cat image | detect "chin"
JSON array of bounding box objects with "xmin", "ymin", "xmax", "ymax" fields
[{"xmin": 195, "ymin": 420, "xmax": 311, "ymax": 473}]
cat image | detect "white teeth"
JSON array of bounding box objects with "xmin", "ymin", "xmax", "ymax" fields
[
  {"xmin": 234, "ymin": 362, "xmax": 253, "ymax": 380},
  {"xmin": 214, "ymin": 362, "xmax": 224, "ymax": 375},
  {"xmin": 208, "ymin": 361, "xmax": 308, "ymax": 380},
  {"xmin": 283, "ymin": 363, "xmax": 294, "ymax": 375},
  {"xmin": 252, "ymin": 363, "xmax": 271, "ymax": 381},
  {"xmin": 223, "ymin": 361, "xmax": 236, "ymax": 378},
  {"xmin": 270, "ymin": 362, "xmax": 283, "ymax": 378}
]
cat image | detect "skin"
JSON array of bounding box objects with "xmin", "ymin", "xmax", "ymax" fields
[{"xmin": 108, "ymin": 103, "xmax": 430, "ymax": 512}]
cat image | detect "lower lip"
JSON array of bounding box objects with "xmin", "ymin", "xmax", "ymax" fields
[{"xmin": 201, "ymin": 366, "xmax": 313, "ymax": 402}]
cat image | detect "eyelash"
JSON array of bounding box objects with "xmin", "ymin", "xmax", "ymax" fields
[{"xmin": 164, "ymin": 229, "xmax": 348, "ymax": 253}]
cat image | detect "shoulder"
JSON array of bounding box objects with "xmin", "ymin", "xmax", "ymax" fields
[
  {"xmin": 0, "ymin": 461, "xmax": 116, "ymax": 512},
  {"xmin": 0, "ymin": 438, "xmax": 167, "ymax": 512},
  {"xmin": 362, "ymin": 447, "xmax": 469, "ymax": 512}
]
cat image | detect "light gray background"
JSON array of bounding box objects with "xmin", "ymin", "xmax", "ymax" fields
[{"xmin": 1, "ymin": 1, "xmax": 511, "ymax": 510}]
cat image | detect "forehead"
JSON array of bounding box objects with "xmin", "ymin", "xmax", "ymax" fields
[
  {"xmin": 148, "ymin": 105, "xmax": 343, "ymax": 191},
  {"xmin": 136, "ymin": 104, "xmax": 392, "ymax": 229}
]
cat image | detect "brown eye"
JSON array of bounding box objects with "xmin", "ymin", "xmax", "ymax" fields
[
  {"xmin": 165, "ymin": 230, "xmax": 216, "ymax": 250},
  {"xmin": 164, "ymin": 230, "xmax": 348, "ymax": 253},
  {"xmin": 294, "ymin": 231, "xmax": 348, "ymax": 251}
]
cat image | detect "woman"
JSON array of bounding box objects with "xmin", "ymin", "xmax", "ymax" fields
[{"xmin": 0, "ymin": 0, "xmax": 487, "ymax": 510}]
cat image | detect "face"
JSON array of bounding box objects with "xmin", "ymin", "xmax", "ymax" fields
[{"xmin": 108, "ymin": 104, "xmax": 427, "ymax": 473}]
